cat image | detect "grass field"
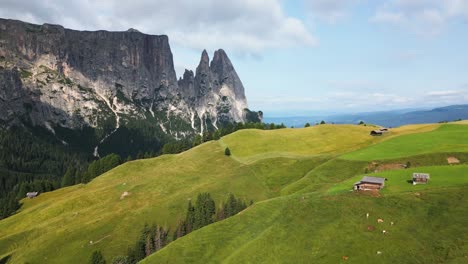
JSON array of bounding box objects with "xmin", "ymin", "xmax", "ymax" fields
[
  {"xmin": 0, "ymin": 125, "xmax": 382, "ymax": 263},
  {"xmin": 0, "ymin": 123, "xmax": 467, "ymax": 263},
  {"xmin": 342, "ymin": 124, "xmax": 468, "ymax": 161},
  {"xmin": 219, "ymin": 125, "xmax": 379, "ymax": 163},
  {"xmin": 143, "ymin": 187, "xmax": 468, "ymax": 264},
  {"xmin": 328, "ymin": 164, "xmax": 468, "ymax": 194}
]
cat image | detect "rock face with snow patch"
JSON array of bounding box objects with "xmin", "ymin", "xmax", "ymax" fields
[{"xmin": 0, "ymin": 18, "xmax": 261, "ymax": 150}]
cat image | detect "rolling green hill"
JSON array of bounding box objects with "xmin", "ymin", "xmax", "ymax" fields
[
  {"xmin": 143, "ymin": 187, "xmax": 467, "ymax": 264},
  {"xmin": 341, "ymin": 124, "xmax": 468, "ymax": 161},
  {"xmin": 0, "ymin": 123, "xmax": 467, "ymax": 263}
]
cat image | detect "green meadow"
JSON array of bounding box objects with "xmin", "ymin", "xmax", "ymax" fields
[
  {"xmin": 0, "ymin": 123, "xmax": 467, "ymax": 263},
  {"xmin": 341, "ymin": 124, "xmax": 468, "ymax": 161},
  {"xmin": 143, "ymin": 187, "xmax": 468, "ymax": 264},
  {"xmin": 328, "ymin": 164, "xmax": 468, "ymax": 195}
]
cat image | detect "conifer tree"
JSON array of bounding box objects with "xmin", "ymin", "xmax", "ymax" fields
[
  {"xmin": 89, "ymin": 250, "xmax": 106, "ymax": 264},
  {"xmin": 185, "ymin": 200, "xmax": 195, "ymax": 233},
  {"xmin": 61, "ymin": 166, "xmax": 75, "ymax": 187}
]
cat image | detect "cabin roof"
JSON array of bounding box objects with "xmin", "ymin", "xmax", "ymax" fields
[
  {"xmin": 359, "ymin": 176, "xmax": 386, "ymax": 185},
  {"xmin": 413, "ymin": 173, "xmax": 430, "ymax": 179}
]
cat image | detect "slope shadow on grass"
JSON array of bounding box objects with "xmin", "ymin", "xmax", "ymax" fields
[{"xmin": 0, "ymin": 255, "xmax": 11, "ymax": 264}]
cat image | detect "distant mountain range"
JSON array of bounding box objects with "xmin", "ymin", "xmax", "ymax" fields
[{"xmin": 264, "ymin": 105, "xmax": 468, "ymax": 128}]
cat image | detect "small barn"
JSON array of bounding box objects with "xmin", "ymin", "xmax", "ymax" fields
[
  {"xmin": 412, "ymin": 173, "xmax": 430, "ymax": 184},
  {"xmin": 370, "ymin": 130, "xmax": 383, "ymax": 136},
  {"xmin": 354, "ymin": 176, "xmax": 386, "ymax": 191},
  {"xmin": 26, "ymin": 192, "xmax": 38, "ymax": 199}
]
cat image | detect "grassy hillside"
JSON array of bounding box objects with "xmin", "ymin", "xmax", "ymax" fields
[
  {"xmin": 143, "ymin": 123, "xmax": 468, "ymax": 263},
  {"xmin": 342, "ymin": 124, "xmax": 468, "ymax": 161},
  {"xmin": 0, "ymin": 123, "xmax": 467, "ymax": 263},
  {"xmin": 329, "ymin": 164, "xmax": 468, "ymax": 194},
  {"xmin": 0, "ymin": 124, "xmax": 382, "ymax": 263},
  {"xmin": 143, "ymin": 187, "xmax": 468, "ymax": 264},
  {"xmin": 219, "ymin": 125, "xmax": 379, "ymax": 163}
]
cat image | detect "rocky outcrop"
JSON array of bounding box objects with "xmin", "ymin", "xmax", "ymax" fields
[
  {"xmin": 0, "ymin": 18, "xmax": 260, "ymax": 144},
  {"xmin": 178, "ymin": 49, "xmax": 251, "ymax": 132}
]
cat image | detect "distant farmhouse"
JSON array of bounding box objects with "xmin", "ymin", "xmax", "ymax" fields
[
  {"xmin": 370, "ymin": 128, "xmax": 389, "ymax": 136},
  {"xmin": 26, "ymin": 192, "xmax": 38, "ymax": 199},
  {"xmin": 412, "ymin": 173, "xmax": 430, "ymax": 185},
  {"xmin": 354, "ymin": 176, "xmax": 386, "ymax": 191}
]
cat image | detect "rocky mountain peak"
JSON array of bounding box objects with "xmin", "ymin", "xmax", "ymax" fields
[
  {"xmin": 211, "ymin": 49, "xmax": 232, "ymax": 69},
  {"xmin": 197, "ymin": 49, "xmax": 211, "ymax": 74},
  {"xmin": 0, "ymin": 18, "xmax": 261, "ymax": 148}
]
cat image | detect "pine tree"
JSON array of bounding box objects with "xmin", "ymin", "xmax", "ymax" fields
[
  {"xmin": 145, "ymin": 233, "xmax": 154, "ymax": 257},
  {"xmin": 224, "ymin": 147, "xmax": 231, "ymax": 156},
  {"xmin": 61, "ymin": 166, "xmax": 75, "ymax": 187},
  {"xmin": 173, "ymin": 219, "xmax": 186, "ymax": 240},
  {"xmin": 89, "ymin": 250, "xmax": 106, "ymax": 264},
  {"xmin": 153, "ymin": 225, "xmax": 168, "ymax": 251},
  {"xmin": 185, "ymin": 200, "xmax": 195, "ymax": 233},
  {"xmin": 111, "ymin": 256, "xmax": 129, "ymax": 264}
]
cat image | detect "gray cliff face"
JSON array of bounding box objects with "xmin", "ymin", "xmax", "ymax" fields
[{"xmin": 0, "ymin": 18, "xmax": 258, "ymax": 139}]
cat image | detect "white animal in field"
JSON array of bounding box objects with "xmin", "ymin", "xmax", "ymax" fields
[
  {"xmin": 377, "ymin": 218, "xmax": 384, "ymax": 223},
  {"xmin": 391, "ymin": 221, "xmax": 394, "ymax": 226},
  {"xmin": 366, "ymin": 213, "xmax": 369, "ymax": 219},
  {"xmin": 382, "ymin": 230, "xmax": 387, "ymax": 234}
]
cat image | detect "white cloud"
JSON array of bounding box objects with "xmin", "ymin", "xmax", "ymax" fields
[
  {"xmin": 252, "ymin": 85, "xmax": 468, "ymax": 113},
  {"xmin": 423, "ymin": 89, "xmax": 468, "ymax": 106},
  {"xmin": 427, "ymin": 90, "xmax": 460, "ymax": 97},
  {"xmin": 0, "ymin": 0, "xmax": 317, "ymax": 56},
  {"xmin": 370, "ymin": 0, "xmax": 468, "ymax": 36}
]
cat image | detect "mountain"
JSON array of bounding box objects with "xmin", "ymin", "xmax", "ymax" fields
[
  {"xmin": 264, "ymin": 105, "xmax": 468, "ymax": 127},
  {"xmin": 0, "ymin": 18, "xmax": 261, "ymax": 157}
]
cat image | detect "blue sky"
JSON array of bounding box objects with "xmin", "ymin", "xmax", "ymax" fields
[{"xmin": 1, "ymin": 0, "xmax": 467, "ymax": 116}]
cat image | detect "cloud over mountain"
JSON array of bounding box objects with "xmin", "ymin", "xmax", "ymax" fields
[{"xmin": 0, "ymin": 0, "xmax": 317, "ymax": 55}]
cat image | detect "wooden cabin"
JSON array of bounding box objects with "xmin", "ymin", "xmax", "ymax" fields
[
  {"xmin": 354, "ymin": 176, "xmax": 386, "ymax": 191},
  {"xmin": 370, "ymin": 130, "xmax": 383, "ymax": 136},
  {"xmin": 26, "ymin": 192, "xmax": 38, "ymax": 199},
  {"xmin": 412, "ymin": 173, "xmax": 430, "ymax": 184}
]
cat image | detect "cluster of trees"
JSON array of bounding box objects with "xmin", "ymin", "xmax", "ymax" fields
[
  {"xmin": 0, "ymin": 126, "xmax": 89, "ymax": 219},
  {"xmin": 90, "ymin": 223, "xmax": 169, "ymax": 264},
  {"xmin": 80, "ymin": 154, "xmax": 121, "ymax": 184},
  {"xmin": 94, "ymin": 193, "xmax": 250, "ymax": 264},
  {"xmin": 173, "ymin": 193, "xmax": 249, "ymax": 240},
  {"xmin": 93, "ymin": 224, "xmax": 169, "ymax": 264},
  {"xmin": 125, "ymin": 224, "xmax": 169, "ymax": 263},
  {"xmin": 0, "ymin": 124, "xmax": 123, "ymax": 220},
  {"xmin": 304, "ymin": 120, "xmax": 327, "ymax": 127},
  {"xmin": 89, "ymin": 251, "xmax": 106, "ymax": 264}
]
